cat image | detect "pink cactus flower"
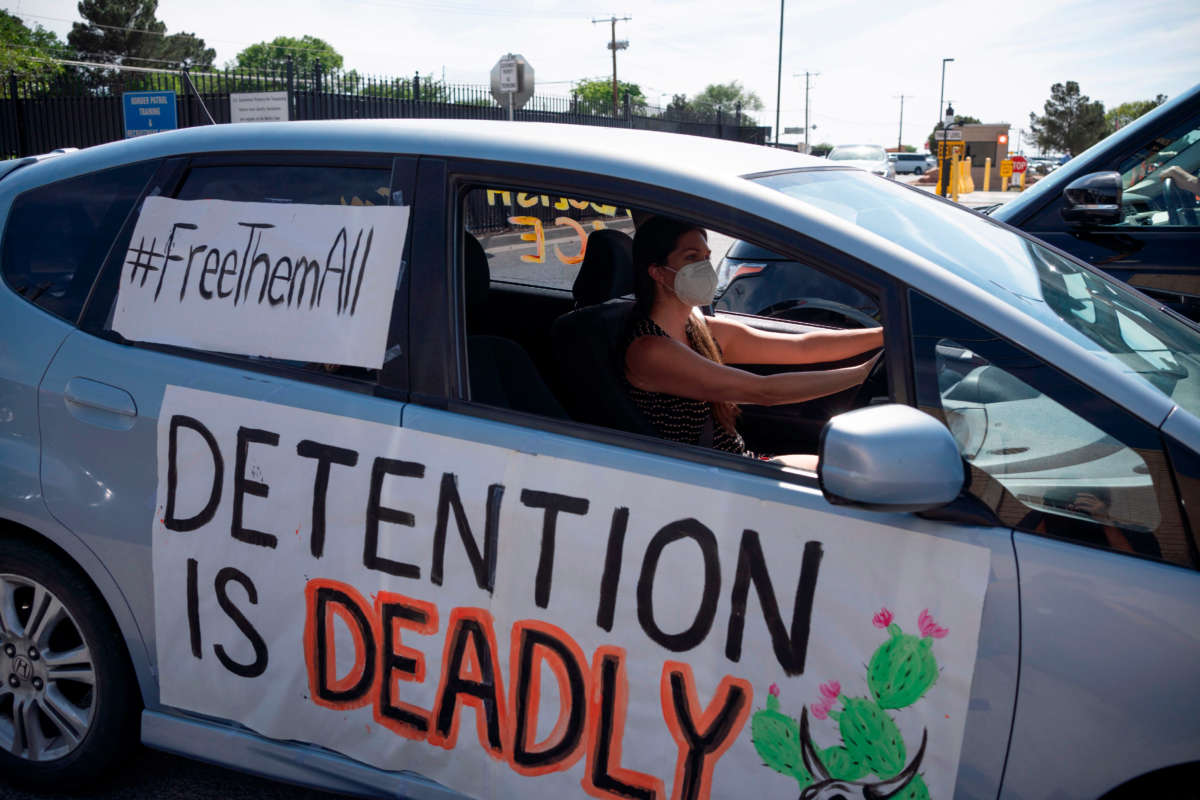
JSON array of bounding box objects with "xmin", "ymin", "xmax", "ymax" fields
[
  {"xmin": 819, "ymin": 681, "xmax": 841, "ymax": 701},
  {"xmin": 918, "ymin": 608, "xmax": 949, "ymax": 638},
  {"xmin": 872, "ymin": 607, "xmax": 894, "ymax": 628},
  {"xmin": 769, "ymin": 683, "xmax": 780, "ymax": 698},
  {"xmin": 811, "ymin": 701, "xmax": 830, "ymax": 720}
]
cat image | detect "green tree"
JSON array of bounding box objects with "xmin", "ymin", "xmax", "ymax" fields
[
  {"xmin": 69, "ymin": 0, "xmax": 213, "ymax": 68},
  {"xmin": 0, "ymin": 11, "xmax": 70, "ymax": 79},
  {"xmin": 1028, "ymin": 81, "xmax": 1107, "ymax": 156},
  {"xmin": 690, "ymin": 81, "xmax": 763, "ymax": 115},
  {"xmin": 809, "ymin": 142, "xmax": 834, "ymax": 157},
  {"xmin": 925, "ymin": 114, "xmax": 981, "ymax": 152},
  {"xmin": 232, "ymin": 35, "xmax": 342, "ymax": 75},
  {"xmin": 663, "ymin": 93, "xmax": 693, "ymax": 116},
  {"xmin": 1105, "ymin": 94, "xmax": 1167, "ymax": 132},
  {"xmin": 572, "ymin": 78, "xmax": 646, "ymax": 115}
]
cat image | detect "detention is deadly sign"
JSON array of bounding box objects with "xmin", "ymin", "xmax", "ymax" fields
[
  {"xmin": 153, "ymin": 386, "xmax": 991, "ymax": 800},
  {"xmin": 113, "ymin": 198, "xmax": 409, "ymax": 369}
]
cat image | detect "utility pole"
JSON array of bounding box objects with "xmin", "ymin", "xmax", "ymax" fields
[
  {"xmin": 895, "ymin": 94, "xmax": 907, "ymax": 150},
  {"xmin": 593, "ymin": 15, "xmax": 631, "ymax": 118},
  {"xmin": 774, "ymin": 0, "xmax": 784, "ymax": 145},
  {"xmin": 793, "ymin": 71, "xmax": 819, "ymax": 154}
]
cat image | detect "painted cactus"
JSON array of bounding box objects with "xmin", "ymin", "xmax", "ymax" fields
[
  {"xmin": 829, "ymin": 695, "xmax": 906, "ymax": 778},
  {"xmin": 752, "ymin": 608, "xmax": 948, "ymax": 795},
  {"xmin": 751, "ymin": 684, "xmax": 812, "ymax": 787}
]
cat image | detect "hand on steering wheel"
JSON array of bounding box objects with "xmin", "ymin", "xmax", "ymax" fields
[{"xmin": 853, "ymin": 347, "xmax": 887, "ymax": 407}]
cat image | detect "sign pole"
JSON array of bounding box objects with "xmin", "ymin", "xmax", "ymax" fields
[{"xmin": 507, "ymin": 91, "xmax": 513, "ymax": 121}]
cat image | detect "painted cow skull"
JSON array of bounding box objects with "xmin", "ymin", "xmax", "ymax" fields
[{"xmin": 798, "ymin": 707, "xmax": 927, "ymax": 800}]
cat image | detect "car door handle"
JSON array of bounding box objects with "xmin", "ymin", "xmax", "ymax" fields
[{"xmin": 64, "ymin": 377, "xmax": 137, "ymax": 429}]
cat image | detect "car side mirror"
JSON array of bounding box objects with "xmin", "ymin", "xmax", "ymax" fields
[
  {"xmin": 818, "ymin": 404, "xmax": 964, "ymax": 512},
  {"xmin": 1061, "ymin": 171, "xmax": 1123, "ymax": 226}
]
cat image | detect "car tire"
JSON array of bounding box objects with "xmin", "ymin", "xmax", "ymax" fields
[
  {"xmin": 0, "ymin": 538, "xmax": 138, "ymax": 790},
  {"xmin": 913, "ymin": 167, "xmax": 923, "ymax": 175}
]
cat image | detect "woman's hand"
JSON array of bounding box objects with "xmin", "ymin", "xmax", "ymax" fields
[{"xmin": 1159, "ymin": 165, "xmax": 1200, "ymax": 193}]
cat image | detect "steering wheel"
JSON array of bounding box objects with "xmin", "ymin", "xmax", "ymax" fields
[
  {"xmin": 1163, "ymin": 177, "xmax": 1184, "ymax": 225},
  {"xmin": 852, "ymin": 347, "xmax": 888, "ymax": 407}
]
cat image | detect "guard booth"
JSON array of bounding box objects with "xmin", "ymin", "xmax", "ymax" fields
[{"xmin": 959, "ymin": 123, "xmax": 1012, "ymax": 188}]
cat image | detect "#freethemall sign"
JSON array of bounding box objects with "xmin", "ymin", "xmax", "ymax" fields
[
  {"xmin": 112, "ymin": 198, "xmax": 409, "ymax": 369},
  {"xmin": 153, "ymin": 386, "xmax": 992, "ymax": 800}
]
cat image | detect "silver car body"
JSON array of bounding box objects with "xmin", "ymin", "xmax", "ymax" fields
[{"xmin": 0, "ymin": 120, "xmax": 1197, "ymax": 798}]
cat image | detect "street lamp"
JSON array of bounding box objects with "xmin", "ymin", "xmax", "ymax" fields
[{"xmin": 938, "ymin": 57, "xmax": 954, "ymax": 126}]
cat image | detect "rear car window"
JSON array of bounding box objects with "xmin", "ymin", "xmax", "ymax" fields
[{"xmin": 2, "ymin": 160, "xmax": 159, "ymax": 322}]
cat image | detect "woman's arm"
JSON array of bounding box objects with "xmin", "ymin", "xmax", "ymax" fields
[
  {"xmin": 626, "ymin": 334, "xmax": 880, "ymax": 406},
  {"xmin": 708, "ymin": 314, "xmax": 883, "ymax": 365}
]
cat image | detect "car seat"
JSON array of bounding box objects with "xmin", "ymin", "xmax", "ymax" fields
[
  {"xmin": 463, "ymin": 232, "xmax": 568, "ymax": 418},
  {"xmin": 550, "ymin": 229, "xmax": 658, "ymax": 436}
]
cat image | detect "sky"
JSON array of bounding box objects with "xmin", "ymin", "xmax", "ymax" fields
[{"xmin": 8, "ymin": 0, "xmax": 1200, "ymax": 152}]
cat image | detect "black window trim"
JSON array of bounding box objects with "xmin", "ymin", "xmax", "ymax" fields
[
  {"xmin": 77, "ymin": 150, "xmax": 415, "ymax": 401},
  {"xmin": 405, "ymin": 155, "xmax": 913, "ymax": 486}
]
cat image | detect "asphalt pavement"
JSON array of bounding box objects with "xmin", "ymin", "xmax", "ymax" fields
[{"xmin": 0, "ymin": 746, "xmax": 354, "ymax": 800}]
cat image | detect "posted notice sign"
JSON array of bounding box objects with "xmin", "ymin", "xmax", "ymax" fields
[
  {"xmin": 123, "ymin": 91, "xmax": 177, "ymax": 138},
  {"xmin": 230, "ymin": 91, "xmax": 290, "ymax": 123},
  {"xmin": 112, "ymin": 197, "xmax": 409, "ymax": 369},
  {"xmin": 153, "ymin": 385, "xmax": 992, "ymax": 800}
]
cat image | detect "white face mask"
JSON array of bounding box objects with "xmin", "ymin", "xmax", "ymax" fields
[{"xmin": 663, "ymin": 259, "xmax": 718, "ymax": 307}]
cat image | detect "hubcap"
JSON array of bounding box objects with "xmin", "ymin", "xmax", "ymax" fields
[{"xmin": 0, "ymin": 574, "xmax": 96, "ymax": 762}]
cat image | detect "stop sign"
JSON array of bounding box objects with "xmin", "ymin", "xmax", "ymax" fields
[{"xmin": 1011, "ymin": 155, "xmax": 1028, "ymax": 174}]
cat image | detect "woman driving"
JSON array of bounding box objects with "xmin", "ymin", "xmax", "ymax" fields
[{"xmin": 623, "ymin": 216, "xmax": 884, "ymax": 470}]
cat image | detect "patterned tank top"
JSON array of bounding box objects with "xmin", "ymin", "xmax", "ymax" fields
[{"xmin": 623, "ymin": 316, "xmax": 749, "ymax": 455}]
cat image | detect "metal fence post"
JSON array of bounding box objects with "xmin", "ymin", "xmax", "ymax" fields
[
  {"xmin": 314, "ymin": 60, "xmax": 323, "ymax": 121},
  {"xmin": 286, "ymin": 56, "xmax": 294, "ymax": 121},
  {"xmin": 414, "ymin": 72, "xmax": 421, "ymax": 103},
  {"xmin": 9, "ymin": 72, "xmax": 30, "ymax": 157},
  {"xmin": 623, "ymin": 91, "xmax": 631, "ymax": 127},
  {"xmin": 735, "ymin": 102, "xmax": 742, "ymax": 140}
]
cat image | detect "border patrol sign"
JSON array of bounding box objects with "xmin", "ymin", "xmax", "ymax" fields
[{"xmin": 123, "ymin": 91, "xmax": 177, "ymax": 138}]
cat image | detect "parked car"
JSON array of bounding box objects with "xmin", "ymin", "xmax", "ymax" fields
[
  {"xmin": 1, "ymin": 120, "xmax": 1198, "ymax": 800},
  {"xmin": 890, "ymin": 152, "xmax": 930, "ymax": 175},
  {"xmin": 826, "ymin": 143, "xmax": 895, "ymax": 178},
  {"xmin": 992, "ymin": 81, "xmax": 1200, "ymax": 319}
]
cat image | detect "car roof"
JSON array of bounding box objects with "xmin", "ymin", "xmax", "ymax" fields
[{"xmin": 12, "ymin": 119, "xmax": 827, "ymax": 190}]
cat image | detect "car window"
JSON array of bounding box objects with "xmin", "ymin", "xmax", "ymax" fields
[
  {"xmin": 1113, "ymin": 110, "xmax": 1200, "ymax": 227},
  {"xmin": 2, "ymin": 160, "xmax": 159, "ymax": 322},
  {"xmin": 911, "ymin": 290, "xmax": 1192, "ymax": 567},
  {"xmin": 463, "ymin": 186, "xmax": 635, "ymax": 291},
  {"xmin": 98, "ymin": 160, "xmax": 407, "ymax": 387},
  {"xmin": 754, "ymin": 168, "xmax": 1200, "ymax": 418}
]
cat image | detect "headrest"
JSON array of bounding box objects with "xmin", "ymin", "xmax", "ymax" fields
[
  {"xmin": 463, "ymin": 231, "xmax": 490, "ymax": 318},
  {"xmin": 572, "ymin": 228, "xmax": 634, "ymax": 306}
]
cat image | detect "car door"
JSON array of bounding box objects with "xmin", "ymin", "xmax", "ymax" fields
[
  {"xmin": 38, "ymin": 152, "xmax": 415, "ymax": 717},
  {"xmin": 908, "ymin": 289, "xmax": 1200, "ymax": 797},
  {"xmin": 391, "ymin": 158, "xmax": 1018, "ymax": 800}
]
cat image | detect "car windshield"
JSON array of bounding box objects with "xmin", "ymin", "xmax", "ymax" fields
[
  {"xmin": 753, "ymin": 168, "xmax": 1200, "ymax": 416},
  {"xmin": 828, "ymin": 146, "xmax": 886, "ymax": 162}
]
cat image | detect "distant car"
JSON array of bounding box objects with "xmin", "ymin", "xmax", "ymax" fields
[
  {"xmin": 890, "ymin": 153, "xmax": 930, "ymax": 175},
  {"xmin": 826, "ymin": 144, "xmax": 895, "ymax": 179}
]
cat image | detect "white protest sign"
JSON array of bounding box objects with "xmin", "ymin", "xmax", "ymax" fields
[
  {"xmin": 230, "ymin": 91, "xmax": 290, "ymax": 123},
  {"xmin": 113, "ymin": 198, "xmax": 408, "ymax": 370},
  {"xmin": 154, "ymin": 385, "xmax": 991, "ymax": 800}
]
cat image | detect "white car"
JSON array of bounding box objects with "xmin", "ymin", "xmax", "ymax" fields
[{"xmin": 828, "ymin": 144, "xmax": 896, "ymax": 178}]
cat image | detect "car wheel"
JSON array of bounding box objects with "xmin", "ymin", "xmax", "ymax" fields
[
  {"xmin": 913, "ymin": 167, "xmax": 923, "ymax": 175},
  {"xmin": 0, "ymin": 539, "xmax": 137, "ymax": 790}
]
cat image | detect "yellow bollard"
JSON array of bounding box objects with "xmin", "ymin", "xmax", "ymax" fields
[
  {"xmin": 950, "ymin": 151, "xmax": 960, "ymax": 202},
  {"xmin": 983, "ymin": 157, "xmax": 992, "ymax": 192},
  {"xmin": 1018, "ymin": 170, "xmax": 1026, "ymax": 191},
  {"xmin": 961, "ymin": 157, "xmax": 975, "ymax": 193}
]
